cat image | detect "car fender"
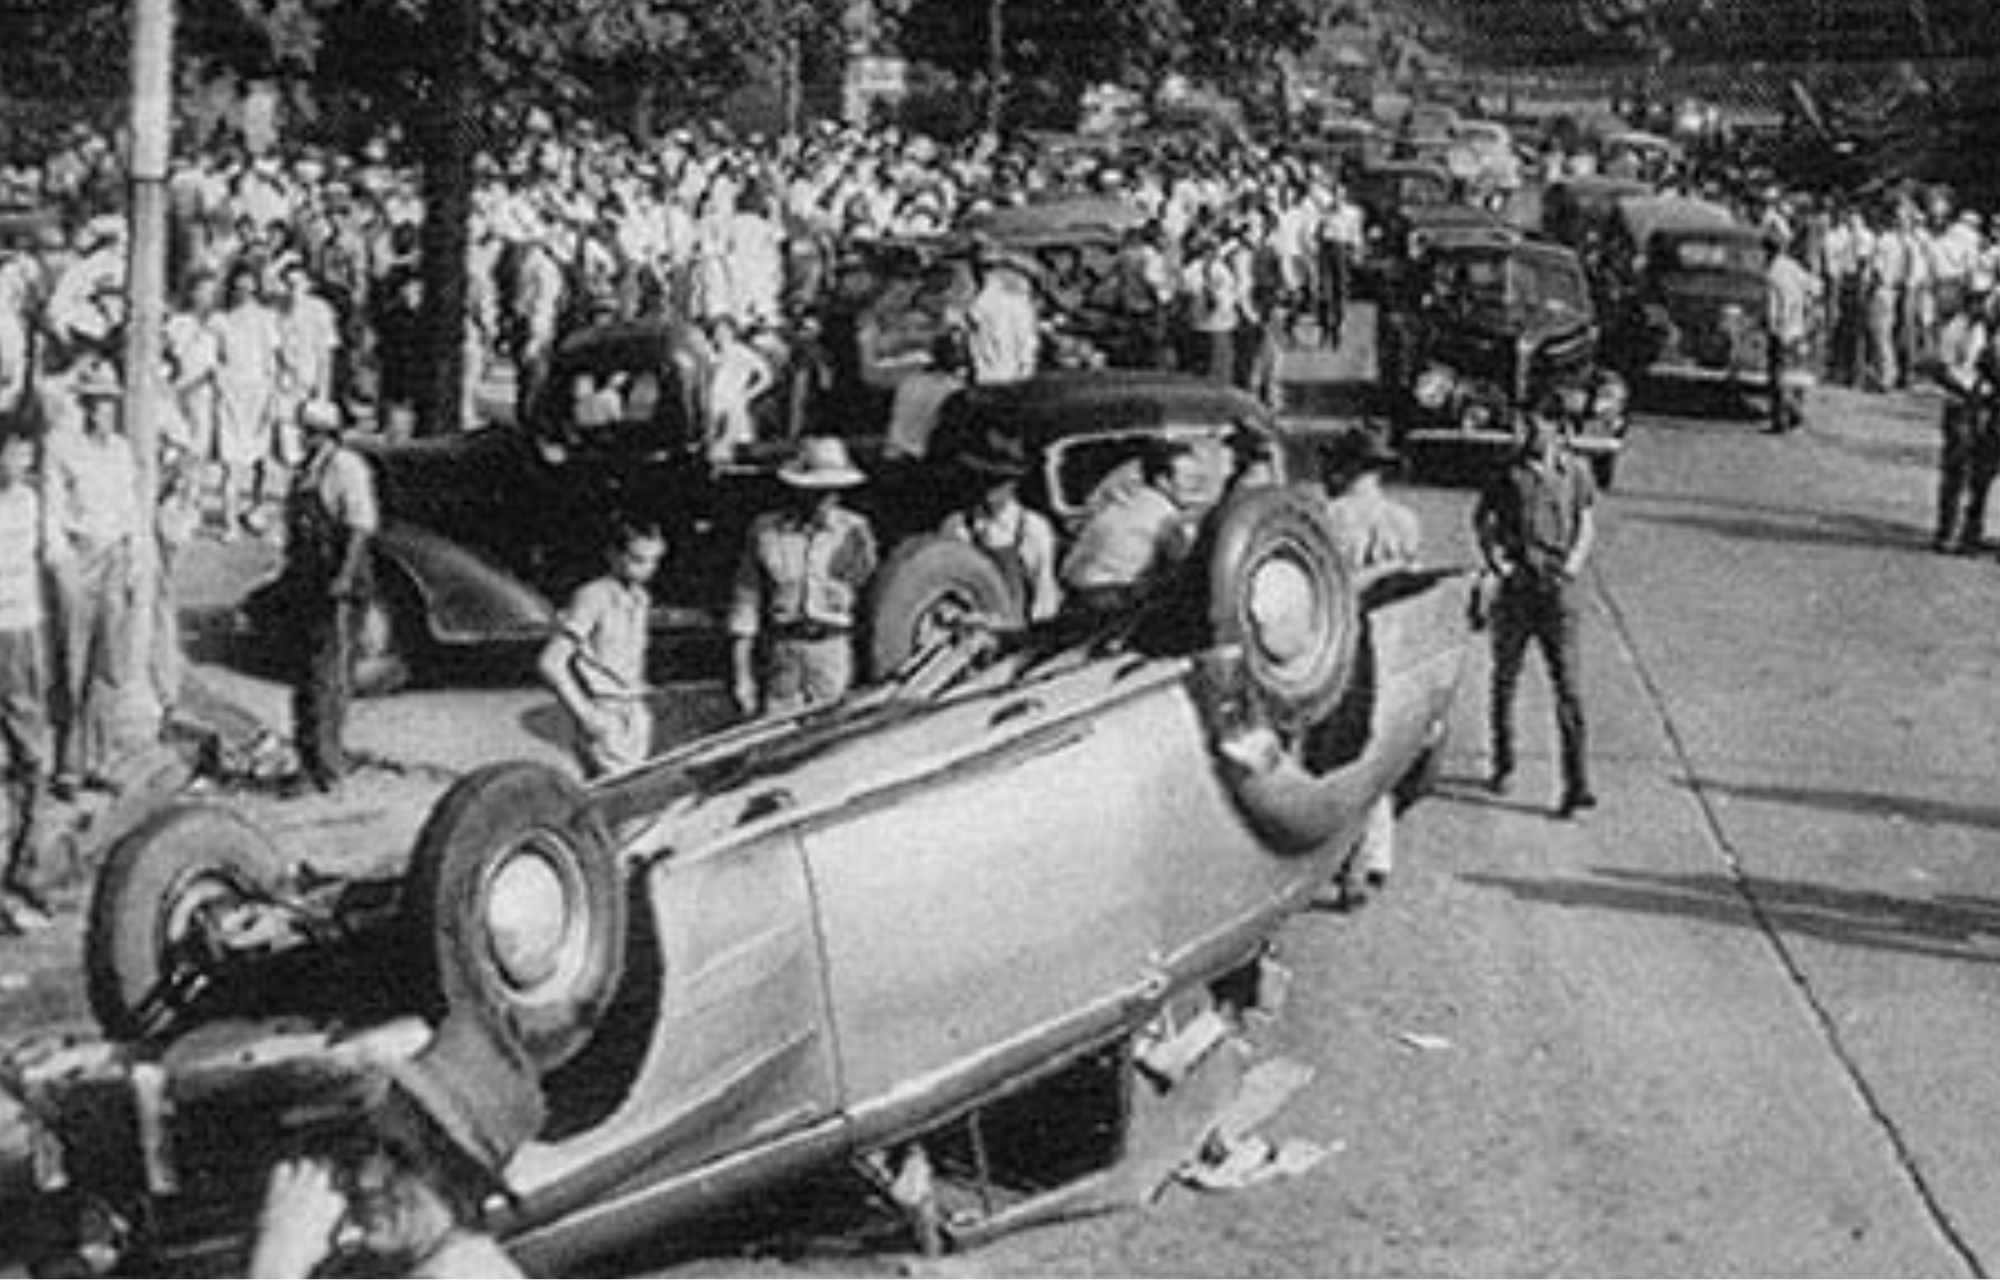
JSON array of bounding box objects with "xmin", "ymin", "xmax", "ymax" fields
[{"xmin": 375, "ymin": 520, "xmax": 557, "ymax": 647}]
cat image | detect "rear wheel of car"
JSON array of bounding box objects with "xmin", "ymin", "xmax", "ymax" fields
[
  {"xmin": 87, "ymin": 804, "xmax": 286, "ymax": 1041},
  {"xmin": 1204, "ymin": 486, "xmax": 1360, "ymax": 731},
  {"xmin": 402, "ymin": 762, "xmax": 625, "ymax": 1071},
  {"xmin": 863, "ymin": 534, "xmax": 1027, "ymax": 684}
]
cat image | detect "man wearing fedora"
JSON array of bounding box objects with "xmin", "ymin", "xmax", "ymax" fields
[
  {"xmin": 1475, "ymin": 393, "xmax": 1600, "ymax": 819},
  {"xmin": 1319, "ymin": 428, "xmax": 1421, "ymax": 908},
  {"xmin": 280, "ymin": 398, "xmax": 378, "ymax": 796},
  {"xmin": 729, "ymin": 436, "xmax": 879, "ymax": 717},
  {"xmin": 939, "ymin": 429, "xmax": 1061, "ymax": 622},
  {"xmin": 248, "ymin": 1015, "xmax": 543, "ymax": 1278},
  {"xmin": 41, "ymin": 355, "xmax": 138, "ymax": 796}
]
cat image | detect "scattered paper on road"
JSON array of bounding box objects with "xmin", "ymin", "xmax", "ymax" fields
[{"xmin": 1397, "ymin": 1031, "xmax": 1455, "ymax": 1053}]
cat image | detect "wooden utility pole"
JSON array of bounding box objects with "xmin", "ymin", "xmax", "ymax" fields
[
  {"xmin": 985, "ymin": 0, "xmax": 1005, "ymax": 135},
  {"xmin": 124, "ymin": 0, "xmax": 174, "ymax": 739},
  {"xmin": 417, "ymin": 0, "xmax": 478, "ymax": 436}
]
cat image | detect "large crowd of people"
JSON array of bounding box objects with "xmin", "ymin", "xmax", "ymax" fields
[{"xmin": 0, "ymin": 96, "xmax": 1994, "ymax": 939}]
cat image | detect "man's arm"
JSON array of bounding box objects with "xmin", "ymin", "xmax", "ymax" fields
[{"xmin": 1564, "ymin": 507, "xmax": 1596, "ymax": 580}]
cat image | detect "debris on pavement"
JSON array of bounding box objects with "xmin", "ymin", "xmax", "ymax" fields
[
  {"xmin": 1397, "ymin": 1030, "xmax": 1455, "ymax": 1053},
  {"xmin": 1172, "ymin": 1055, "xmax": 1333, "ymax": 1195}
]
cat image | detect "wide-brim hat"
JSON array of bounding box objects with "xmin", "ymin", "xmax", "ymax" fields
[
  {"xmin": 958, "ymin": 426, "xmax": 1031, "ymax": 479},
  {"xmin": 780, "ymin": 435, "xmax": 866, "ymax": 489},
  {"xmin": 381, "ymin": 1014, "xmax": 545, "ymax": 1194}
]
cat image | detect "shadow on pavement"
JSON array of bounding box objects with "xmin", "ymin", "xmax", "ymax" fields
[
  {"xmin": 1462, "ymin": 865, "xmax": 2000, "ymax": 965},
  {"xmin": 1617, "ymin": 503, "xmax": 1922, "ymax": 553},
  {"xmin": 1687, "ymin": 777, "xmax": 2000, "ymax": 834}
]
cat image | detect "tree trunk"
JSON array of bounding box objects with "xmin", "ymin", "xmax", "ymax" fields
[{"xmin": 416, "ymin": 0, "xmax": 478, "ymax": 437}]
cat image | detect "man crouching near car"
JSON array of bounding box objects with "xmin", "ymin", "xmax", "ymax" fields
[{"xmin": 249, "ymin": 1017, "xmax": 544, "ymax": 1279}]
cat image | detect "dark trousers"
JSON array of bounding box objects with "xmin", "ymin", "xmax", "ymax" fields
[
  {"xmin": 292, "ymin": 595, "xmax": 359, "ymax": 785},
  {"xmin": 1490, "ymin": 577, "xmax": 1589, "ymax": 797},
  {"xmin": 1316, "ymin": 243, "xmax": 1349, "ymax": 347},
  {"xmin": 1828, "ymin": 276, "xmax": 1864, "ymax": 386},
  {"xmin": 1937, "ymin": 402, "xmax": 2000, "ymax": 549}
]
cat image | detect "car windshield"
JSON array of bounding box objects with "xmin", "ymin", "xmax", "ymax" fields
[
  {"xmin": 1663, "ymin": 234, "xmax": 1765, "ymax": 274},
  {"xmin": 1434, "ymin": 252, "xmax": 1591, "ymax": 322}
]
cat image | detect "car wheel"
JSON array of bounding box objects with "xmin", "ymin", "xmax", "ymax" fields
[
  {"xmin": 351, "ymin": 571, "xmax": 422, "ymax": 698},
  {"xmin": 402, "ymin": 762, "xmax": 625, "ymax": 1071},
  {"xmin": 863, "ymin": 534, "xmax": 1026, "ymax": 684},
  {"xmin": 1204, "ymin": 486, "xmax": 1360, "ymax": 730},
  {"xmin": 86, "ymin": 804, "xmax": 286, "ymax": 1041}
]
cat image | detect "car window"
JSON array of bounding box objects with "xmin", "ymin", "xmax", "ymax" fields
[
  {"xmin": 1666, "ymin": 236, "xmax": 1763, "ymax": 273},
  {"xmin": 1049, "ymin": 427, "xmax": 1241, "ymax": 524}
]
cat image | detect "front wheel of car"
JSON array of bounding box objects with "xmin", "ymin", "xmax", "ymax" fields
[
  {"xmin": 402, "ymin": 762, "xmax": 626, "ymax": 1071},
  {"xmin": 1203, "ymin": 486, "xmax": 1361, "ymax": 731},
  {"xmin": 86, "ymin": 804, "xmax": 287, "ymax": 1041},
  {"xmin": 863, "ymin": 535, "xmax": 1027, "ymax": 684}
]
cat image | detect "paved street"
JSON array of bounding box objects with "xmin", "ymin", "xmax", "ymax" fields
[
  {"xmin": 6, "ymin": 362, "xmax": 1999, "ymax": 1276},
  {"xmin": 966, "ymin": 378, "xmax": 2000, "ymax": 1276}
]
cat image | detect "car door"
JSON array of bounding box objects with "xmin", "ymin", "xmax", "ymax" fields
[{"xmin": 795, "ymin": 684, "xmax": 1163, "ymax": 1114}]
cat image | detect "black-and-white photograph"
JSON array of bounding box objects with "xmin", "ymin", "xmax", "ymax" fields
[{"xmin": 0, "ymin": 0, "xmax": 1997, "ymax": 1274}]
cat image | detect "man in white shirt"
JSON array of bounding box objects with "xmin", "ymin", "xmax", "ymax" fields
[
  {"xmin": 42, "ymin": 359, "xmax": 137, "ymax": 795},
  {"xmin": 539, "ymin": 522, "xmax": 664, "ymax": 778},
  {"xmin": 965, "ymin": 252, "xmax": 1040, "ymax": 385}
]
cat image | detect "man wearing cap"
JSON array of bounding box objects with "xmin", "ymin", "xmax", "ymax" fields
[
  {"xmin": 1474, "ymin": 397, "xmax": 1599, "ymax": 819},
  {"xmin": 248, "ymin": 1015, "xmax": 542, "ymax": 1279},
  {"xmin": 939, "ymin": 430, "xmax": 1061, "ymax": 622},
  {"xmin": 41, "ymin": 357, "xmax": 137, "ymax": 796},
  {"xmin": 729, "ymin": 437, "xmax": 879, "ymax": 717},
  {"xmin": 1318, "ymin": 428, "xmax": 1421, "ymax": 908},
  {"xmin": 280, "ymin": 399, "xmax": 378, "ymax": 796}
]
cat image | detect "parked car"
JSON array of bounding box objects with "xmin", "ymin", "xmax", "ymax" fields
[
  {"xmin": 246, "ymin": 365, "xmax": 1302, "ymax": 695},
  {"xmin": 1, "ymin": 475, "xmax": 1478, "ymax": 1276},
  {"xmin": 822, "ymin": 196, "xmax": 1162, "ymax": 430},
  {"xmin": 1351, "ymin": 160, "xmax": 1459, "ymax": 291},
  {"xmin": 1539, "ymin": 175, "xmax": 1657, "ymax": 259},
  {"xmin": 1603, "ymin": 195, "xmax": 1773, "ymax": 405},
  {"xmin": 1381, "ymin": 231, "xmax": 1630, "ymax": 486}
]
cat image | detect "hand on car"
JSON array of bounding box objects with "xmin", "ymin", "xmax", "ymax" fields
[{"xmin": 249, "ymin": 1157, "xmax": 347, "ymax": 1279}]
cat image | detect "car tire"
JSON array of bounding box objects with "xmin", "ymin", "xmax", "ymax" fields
[
  {"xmin": 86, "ymin": 804, "xmax": 286, "ymax": 1041},
  {"xmin": 402, "ymin": 762, "xmax": 625, "ymax": 1071},
  {"xmin": 863, "ymin": 534, "xmax": 1026, "ymax": 684},
  {"xmin": 1204, "ymin": 485, "xmax": 1360, "ymax": 730}
]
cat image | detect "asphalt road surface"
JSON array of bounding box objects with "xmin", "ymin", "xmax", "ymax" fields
[
  {"xmin": 957, "ymin": 377, "xmax": 1996, "ymax": 1276},
  {"xmin": 5, "ymin": 342, "xmax": 1997, "ymax": 1276}
]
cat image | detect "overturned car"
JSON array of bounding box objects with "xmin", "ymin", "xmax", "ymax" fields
[{"xmin": 1, "ymin": 473, "xmax": 1476, "ymax": 1275}]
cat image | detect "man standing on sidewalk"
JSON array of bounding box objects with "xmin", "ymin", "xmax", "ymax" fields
[
  {"xmin": 1475, "ymin": 397, "xmax": 1599, "ymax": 819},
  {"xmin": 280, "ymin": 399, "xmax": 377, "ymax": 797},
  {"xmin": 1929, "ymin": 289, "xmax": 2000, "ymax": 553}
]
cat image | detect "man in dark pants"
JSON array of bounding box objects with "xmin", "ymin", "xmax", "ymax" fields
[
  {"xmin": 281, "ymin": 399, "xmax": 377, "ymax": 796},
  {"xmin": 1931, "ymin": 290, "xmax": 2000, "ymax": 553},
  {"xmin": 1474, "ymin": 398, "xmax": 1599, "ymax": 818}
]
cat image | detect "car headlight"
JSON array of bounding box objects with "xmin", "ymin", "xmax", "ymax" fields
[
  {"xmin": 1414, "ymin": 366, "xmax": 1456, "ymax": 410},
  {"xmin": 1592, "ymin": 374, "xmax": 1629, "ymax": 418},
  {"xmin": 1461, "ymin": 401, "xmax": 1496, "ymax": 432},
  {"xmin": 485, "ymin": 837, "xmax": 577, "ymax": 991}
]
